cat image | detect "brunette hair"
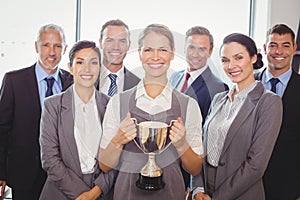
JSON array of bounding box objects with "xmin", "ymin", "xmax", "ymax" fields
[
  {"xmin": 221, "ymin": 33, "xmax": 263, "ymax": 70},
  {"xmin": 69, "ymin": 40, "xmax": 101, "ymax": 66}
]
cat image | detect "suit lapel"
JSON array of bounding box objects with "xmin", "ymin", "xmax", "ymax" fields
[
  {"xmin": 185, "ymin": 67, "xmax": 211, "ymax": 96},
  {"xmin": 26, "ymin": 65, "xmax": 42, "ymax": 110},
  {"xmin": 58, "ymin": 68, "xmax": 73, "ymax": 91},
  {"xmin": 186, "ymin": 73, "xmax": 205, "ymax": 96},
  {"xmin": 60, "ymin": 87, "xmax": 82, "ymax": 174},
  {"xmin": 95, "ymin": 92, "xmax": 107, "ymax": 124},
  {"xmin": 221, "ymin": 83, "xmax": 263, "ymax": 155},
  {"xmin": 170, "ymin": 70, "xmax": 184, "ymax": 88},
  {"xmin": 282, "ymin": 70, "xmax": 298, "ymax": 100},
  {"xmin": 123, "ymin": 67, "xmax": 140, "ymax": 90}
]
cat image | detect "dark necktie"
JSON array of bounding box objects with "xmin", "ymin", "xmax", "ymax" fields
[
  {"xmin": 180, "ymin": 73, "xmax": 190, "ymax": 92},
  {"xmin": 108, "ymin": 73, "xmax": 118, "ymax": 97},
  {"xmin": 270, "ymin": 78, "xmax": 280, "ymax": 94},
  {"xmin": 45, "ymin": 77, "xmax": 55, "ymax": 97}
]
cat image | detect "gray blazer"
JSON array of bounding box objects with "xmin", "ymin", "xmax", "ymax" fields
[
  {"xmin": 192, "ymin": 82, "xmax": 282, "ymax": 200},
  {"xmin": 39, "ymin": 86, "xmax": 114, "ymax": 200}
]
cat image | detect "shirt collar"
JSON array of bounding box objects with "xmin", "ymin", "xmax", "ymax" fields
[
  {"xmin": 73, "ymin": 85, "xmax": 96, "ymax": 108},
  {"xmin": 35, "ymin": 62, "xmax": 60, "ymax": 82},
  {"xmin": 264, "ymin": 67, "xmax": 292, "ymax": 87},
  {"xmin": 135, "ymin": 80, "xmax": 173, "ymax": 101},
  {"xmin": 187, "ymin": 65, "xmax": 208, "ymax": 81},
  {"xmin": 227, "ymin": 81, "xmax": 258, "ymax": 101},
  {"xmin": 100, "ymin": 64, "xmax": 125, "ymax": 78}
]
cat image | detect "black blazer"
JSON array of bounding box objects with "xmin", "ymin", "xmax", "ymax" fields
[
  {"xmin": 0, "ymin": 64, "xmax": 73, "ymax": 190},
  {"xmin": 255, "ymin": 69, "xmax": 300, "ymax": 200}
]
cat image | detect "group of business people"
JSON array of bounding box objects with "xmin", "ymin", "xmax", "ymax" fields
[{"xmin": 0, "ymin": 18, "xmax": 299, "ymax": 200}]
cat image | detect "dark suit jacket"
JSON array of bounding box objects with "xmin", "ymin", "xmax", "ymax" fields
[
  {"xmin": 255, "ymin": 69, "xmax": 300, "ymax": 200},
  {"xmin": 193, "ymin": 82, "xmax": 282, "ymax": 200},
  {"xmin": 0, "ymin": 64, "xmax": 73, "ymax": 190},
  {"xmin": 95, "ymin": 67, "xmax": 140, "ymax": 92},
  {"xmin": 39, "ymin": 87, "xmax": 114, "ymax": 199},
  {"xmin": 169, "ymin": 67, "xmax": 228, "ymax": 122}
]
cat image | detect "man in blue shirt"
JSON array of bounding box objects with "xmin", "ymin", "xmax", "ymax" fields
[
  {"xmin": 255, "ymin": 23, "xmax": 300, "ymax": 200},
  {"xmin": 0, "ymin": 24, "xmax": 73, "ymax": 200}
]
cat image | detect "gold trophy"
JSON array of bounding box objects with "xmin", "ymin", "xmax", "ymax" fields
[{"xmin": 132, "ymin": 119, "xmax": 175, "ymax": 190}]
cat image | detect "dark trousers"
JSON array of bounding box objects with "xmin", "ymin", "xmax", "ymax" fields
[
  {"xmin": 180, "ymin": 164, "xmax": 190, "ymax": 189},
  {"xmin": 12, "ymin": 169, "xmax": 46, "ymax": 200}
]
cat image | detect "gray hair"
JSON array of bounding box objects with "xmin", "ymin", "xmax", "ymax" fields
[{"xmin": 36, "ymin": 24, "xmax": 66, "ymax": 46}]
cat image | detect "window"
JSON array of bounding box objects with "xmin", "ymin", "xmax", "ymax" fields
[
  {"xmin": 1, "ymin": 0, "xmax": 251, "ymax": 86},
  {"xmin": 0, "ymin": 0, "xmax": 76, "ymax": 82}
]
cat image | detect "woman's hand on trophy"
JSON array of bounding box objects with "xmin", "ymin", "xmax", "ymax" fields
[
  {"xmin": 169, "ymin": 117, "xmax": 189, "ymax": 152},
  {"xmin": 112, "ymin": 112, "xmax": 137, "ymax": 149}
]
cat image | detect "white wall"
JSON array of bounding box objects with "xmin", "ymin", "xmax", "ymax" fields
[
  {"xmin": 269, "ymin": 0, "xmax": 300, "ymax": 32},
  {"xmin": 254, "ymin": 0, "xmax": 299, "ymax": 50},
  {"xmin": 252, "ymin": 0, "xmax": 299, "ymax": 73}
]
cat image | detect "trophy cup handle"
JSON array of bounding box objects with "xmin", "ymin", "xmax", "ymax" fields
[
  {"xmin": 131, "ymin": 117, "xmax": 138, "ymax": 125},
  {"xmin": 130, "ymin": 118, "xmax": 147, "ymax": 154},
  {"xmin": 159, "ymin": 119, "xmax": 177, "ymax": 153},
  {"xmin": 168, "ymin": 120, "xmax": 177, "ymax": 127}
]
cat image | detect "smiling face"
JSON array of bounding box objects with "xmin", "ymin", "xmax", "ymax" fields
[
  {"xmin": 138, "ymin": 32, "xmax": 174, "ymax": 83},
  {"xmin": 35, "ymin": 29, "xmax": 67, "ymax": 74},
  {"xmin": 264, "ymin": 33, "xmax": 297, "ymax": 76},
  {"xmin": 221, "ymin": 42, "xmax": 256, "ymax": 90},
  {"xmin": 68, "ymin": 48, "xmax": 100, "ymax": 90},
  {"xmin": 185, "ymin": 34, "xmax": 212, "ymax": 71},
  {"xmin": 99, "ymin": 25, "xmax": 130, "ymax": 72}
]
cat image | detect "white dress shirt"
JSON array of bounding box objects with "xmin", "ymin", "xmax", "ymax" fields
[{"xmin": 73, "ymin": 86, "xmax": 102, "ymax": 174}]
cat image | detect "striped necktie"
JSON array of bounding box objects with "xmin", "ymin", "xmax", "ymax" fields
[{"xmin": 108, "ymin": 73, "xmax": 118, "ymax": 96}]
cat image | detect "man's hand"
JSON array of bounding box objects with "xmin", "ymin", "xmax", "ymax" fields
[
  {"xmin": 75, "ymin": 186, "xmax": 101, "ymax": 200},
  {"xmin": 0, "ymin": 180, "xmax": 6, "ymax": 197}
]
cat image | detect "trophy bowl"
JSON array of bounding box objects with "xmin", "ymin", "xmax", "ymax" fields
[{"xmin": 132, "ymin": 119, "xmax": 175, "ymax": 191}]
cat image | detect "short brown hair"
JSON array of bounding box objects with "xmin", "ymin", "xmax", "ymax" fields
[
  {"xmin": 186, "ymin": 26, "xmax": 214, "ymax": 50},
  {"xmin": 100, "ymin": 19, "xmax": 130, "ymax": 40},
  {"xmin": 266, "ymin": 24, "xmax": 295, "ymax": 45}
]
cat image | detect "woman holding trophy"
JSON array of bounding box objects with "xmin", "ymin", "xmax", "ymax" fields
[{"xmin": 99, "ymin": 24, "xmax": 204, "ymax": 200}]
